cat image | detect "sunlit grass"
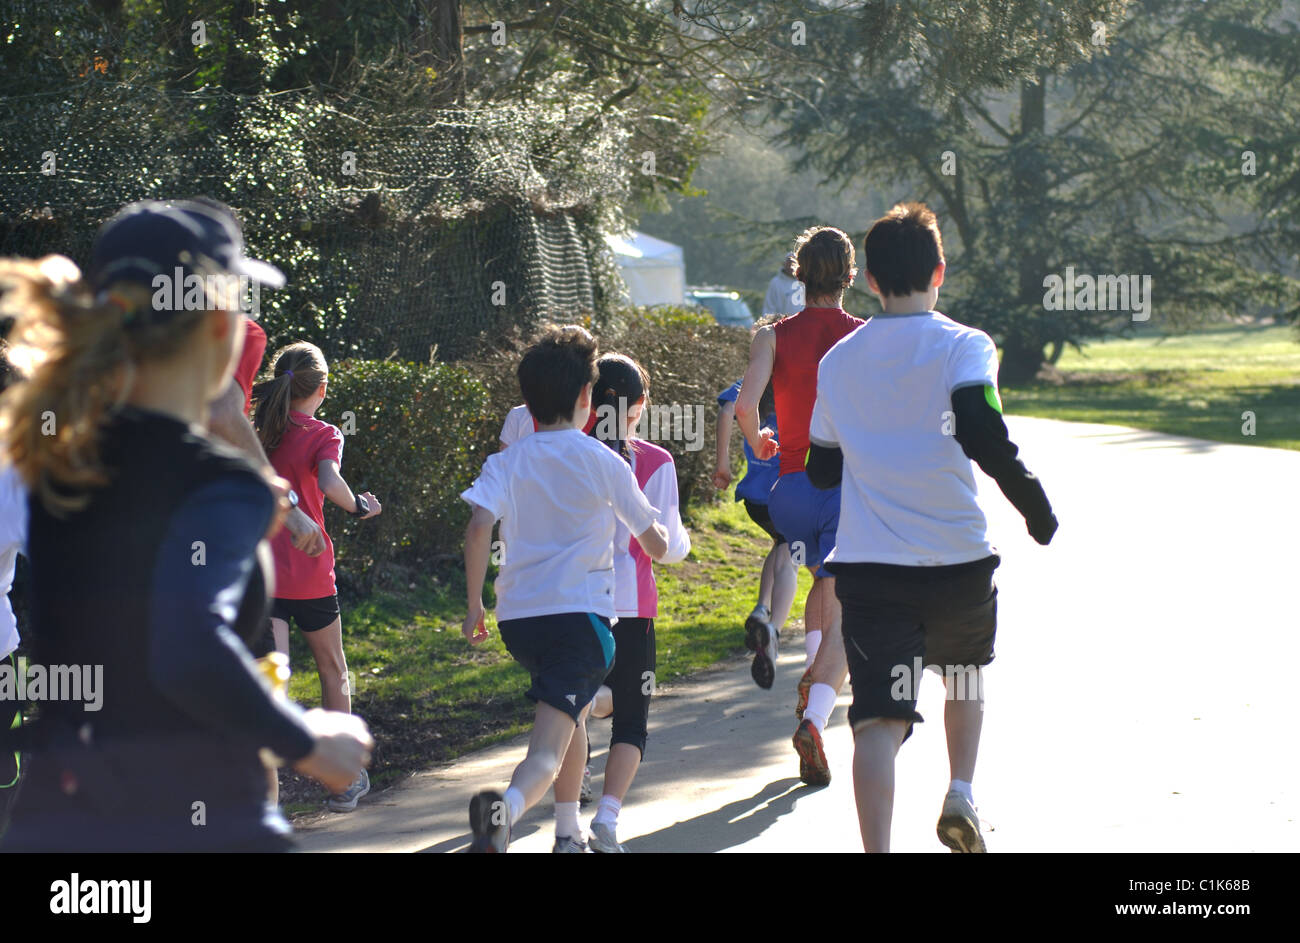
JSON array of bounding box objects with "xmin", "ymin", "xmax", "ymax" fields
[
  {"xmin": 1004, "ymin": 323, "xmax": 1300, "ymax": 450},
  {"xmin": 281, "ymin": 483, "xmax": 809, "ymax": 795}
]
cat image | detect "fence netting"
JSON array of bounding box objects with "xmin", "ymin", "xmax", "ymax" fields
[{"xmin": 0, "ymin": 82, "xmax": 632, "ymax": 361}]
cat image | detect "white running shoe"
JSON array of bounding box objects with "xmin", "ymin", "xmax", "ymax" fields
[
  {"xmin": 552, "ymin": 834, "xmax": 588, "ymax": 853},
  {"xmin": 936, "ymin": 790, "xmax": 987, "ymax": 853},
  {"xmin": 588, "ymin": 821, "xmax": 627, "ymax": 853}
]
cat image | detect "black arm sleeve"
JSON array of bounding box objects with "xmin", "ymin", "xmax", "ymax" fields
[
  {"xmin": 951, "ymin": 385, "xmax": 1058, "ymax": 545},
  {"xmin": 806, "ymin": 441, "xmax": 843, "ymax": 490},
  {"xmin": 147, "ymin": 476, "xmax": 316, "ymax": 762}
]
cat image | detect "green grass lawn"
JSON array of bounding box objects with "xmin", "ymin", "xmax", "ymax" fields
[
  {"xmin": 280, "ymin": 491, "xmax": 811, "ymax": 812},
  {"xmin": 1003, "ymin": 323, "xmax": 1300, "ymax": 450}
]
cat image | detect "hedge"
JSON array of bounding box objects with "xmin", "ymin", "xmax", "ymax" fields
[{"xmin": 312, "ymin": 308, "xmax": 752, "ymax": 587}]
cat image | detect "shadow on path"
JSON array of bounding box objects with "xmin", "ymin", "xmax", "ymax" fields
[{"xmin": 626, "ymin": 777, "xmax": 813, "ymax": 853}]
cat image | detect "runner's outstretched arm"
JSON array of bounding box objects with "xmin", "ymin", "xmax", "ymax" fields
[
  {"xmin": 736, "ymin": 327, "xmax": 779, "ymax": 459},
  {"xmin": 951, "ymin": 385, "xmax": 1058, "ymax": 545}
]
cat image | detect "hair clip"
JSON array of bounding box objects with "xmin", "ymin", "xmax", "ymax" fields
[{"xmin": 96, "ymin": 288, "xmax": 140, "ymax": 324}]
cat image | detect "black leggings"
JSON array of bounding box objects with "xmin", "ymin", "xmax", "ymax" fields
[{"xmin": 604, "ymin": 618, "xmax": 655, "ymax": 757}]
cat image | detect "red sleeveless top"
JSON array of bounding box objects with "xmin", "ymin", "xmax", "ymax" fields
[{"xmin": 772, "ymin": 307, "xmax": 864, "ymax": 475}]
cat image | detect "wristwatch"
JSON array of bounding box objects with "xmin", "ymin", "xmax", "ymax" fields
[
  {"xmin": 351, "ymin": 493, "xmax": 370, "ymax": 518},
  {"xmin": 286, "ymin": 489, "xmax": 299, "ymax": 509}
]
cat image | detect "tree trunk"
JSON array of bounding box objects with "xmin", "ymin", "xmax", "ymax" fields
[
  {"xmin": 427, "ymin": 0, "xmax": 465, "ymax": 105},
  {"xmin": 999, "ymin": 332, "xmax": 1047, "ymax": 386},
  {"xmin": 1005, "ymin": 70, "xmax": 1050, "ymax": 384}
]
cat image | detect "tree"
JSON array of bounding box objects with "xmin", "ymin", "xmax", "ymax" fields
[{"xmin": 762, "ymin": 0, "xmax": 1300, "ymax": 381}]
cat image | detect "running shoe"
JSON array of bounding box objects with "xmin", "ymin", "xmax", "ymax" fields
[
  {"xmin": 794, "ymin": 667, "xmax": 813, "ymax": 720},
  {"xmin": 552, "ymin": 834, "xmax": 588, "ymax": 853},
  {"xmin": 936, "ymin": 790, "xmax": 987, "ymax": 853},
  {"xmin": 467, "ymin": 789, "xmax": 511, "ymax": 853},
  {"xmin": 326, "ymin": 769, "xmax": 370, "ymax": 813},
  {"xmin": 580, "ymin": 765, "xmax": 593, "ymax": 805},
  {"xmin": 588, "ymin": 821, "xmax": 627, "ymax": 854},
  {"xmin": 792, "ymin": 719, "xmax": 831, "ymax": 787},
  {"xmin": 750, "ymin": 621, "xmax": 777, "ymax": 690},
  {"xmin": 743, "ymin": 605, "xmax": 771, "ymax": 652}
]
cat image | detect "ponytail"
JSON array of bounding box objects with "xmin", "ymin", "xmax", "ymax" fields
[
  {"xmin": 252, "ymin": 341, "xmax": 329, "ymax": 454},
  {"xmin": 0, "ymin": 255, "xmax": 203, "ymax": 515}
]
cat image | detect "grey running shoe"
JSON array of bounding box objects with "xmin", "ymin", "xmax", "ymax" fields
[
  {"xmin": 552, "ymin": 834, "xmax": 588, "ymax": 853},
  {"xmin": 580, "ymin": 765, "xmax": 593, "ymax": 805},
  {"xmin": 588, "ymin": 821, "xmax": 626, "ymax": 854},
  {"xmin": 744, "ymin": 606, "xmax": 771, "ymax": 652},
  {"xmin": 326, "ymin": 769, "xmax": 370, "ymax": 813},
  {"xmin": 937, "ymin": 790, "xmax": 987, "ymax": 853},
  {"xmin": 751, "ymin": 621, "xmax": 777, "ymax": 690},
  {"xmin": 467, "ymin": 789, "xmax": 511, "ymax": 853}
]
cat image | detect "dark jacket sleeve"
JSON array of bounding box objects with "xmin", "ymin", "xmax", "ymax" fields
[
  {"xmin": 951, "ymin": 385, "xmax": 1058, "ymax": 545},
  {"xmin": 147, "ymin": 476, "xmax": 315, "ymax": 762},
  {"xmin": 806, "ymin": 441, "xmax": 843, "ymax": 490}
]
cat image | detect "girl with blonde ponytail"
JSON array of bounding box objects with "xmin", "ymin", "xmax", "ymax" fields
[{"xmin": 0, "ymin": 200, "xmax": 371, "ymax": 851}]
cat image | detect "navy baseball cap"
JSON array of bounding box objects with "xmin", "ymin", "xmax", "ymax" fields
[{"xmin": 88, "ymin": 199, "xmax": 284, "ymax": 311}]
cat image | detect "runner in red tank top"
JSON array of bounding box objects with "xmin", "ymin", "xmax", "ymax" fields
[
  {"xmin": 772, "ymin": 308, "xmax": 863, "ymax": 476},
  {"xmin": 735, "ymin": 226, "xmax": 862, "ymax": 787}
]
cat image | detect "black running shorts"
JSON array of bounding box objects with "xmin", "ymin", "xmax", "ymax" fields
[
  {"xmin": 270, "ymin": 595, "xmax": 341, "ymax": 633},
  {"xmin": 830, "ymin": 554, "xmax": 999, "ymax": 742},
  {"xmin": 498, "ymin": 612, "xmax": 616, "ymax": 723}
]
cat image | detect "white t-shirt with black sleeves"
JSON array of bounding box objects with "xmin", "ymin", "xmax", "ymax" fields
[
  {"xmin": 809, "ymin": 310, "xmax": 1001, "ymax": 566},
  {"xmin": 461, "ymin": 428, "xmax": 659, "ymax": 622}
]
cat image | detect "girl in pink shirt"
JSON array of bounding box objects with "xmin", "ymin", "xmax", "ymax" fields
[
  {"xmin": 253, "ymin": 342, "xmax": 382, "ymax": 812},
  {"xmin": 577, "ymin": 354, "xmax": 691, "ymax": 852}
]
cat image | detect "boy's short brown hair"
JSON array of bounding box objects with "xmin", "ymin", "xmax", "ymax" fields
[
  {"xmin": 863, "ymin": 202, "xmax": 945, "ymax": 298},
  {"xmin": 791, "ymin": 226, "xmax": 857, "ymax": 300},
  {"xmin": 517, "ymin": 324, "xmax": 599, "ymax": 425}
]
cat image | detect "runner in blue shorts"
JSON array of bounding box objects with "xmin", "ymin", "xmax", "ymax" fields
[
  {"xmin": 715, "ymin": 378, "xmax": 795, "ymax": 689},
  {"xmin": 735, "ymin": 226, "xmax": 864, "ymax": 786}
]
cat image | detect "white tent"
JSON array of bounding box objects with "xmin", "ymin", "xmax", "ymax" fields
[{"xmin": 604, "ymin": 230, "xmax": 685, "ymax": 306}]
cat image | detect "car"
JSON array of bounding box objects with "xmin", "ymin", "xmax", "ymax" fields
[{"xmin": 685, "ymin": 287, "xmax": 755, "ymax": 329}]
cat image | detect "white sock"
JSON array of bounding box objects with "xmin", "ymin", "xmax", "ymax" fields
[
  {"xmin": 804, "ymin": 630, "xmax": 822, "ymax": 667},
  {"xmin": 803, "ymin": 682, "xmax": 837, "ymax": 733},
  {"xmin": 751, "ymin": 602, "xmax": 770, "ymax": 620},
  {"xmin": 504, "ymin": 786, "xmax": 525, "ymax": 826},
  {"xmin": 555, "ymin": 800, "xmax": 581, "ymax": 839},
  {"xmin": 592, "ymin": 794, "xmax": 622, "ymax": 828},
  {"xmin": 949, "ymin": 779, "xmax": 974, "ymax": 803}
]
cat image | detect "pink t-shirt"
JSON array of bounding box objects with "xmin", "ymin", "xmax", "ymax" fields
[{"xmin": 268, "ymin": 411, "xmax": 344, "ymax": 599}]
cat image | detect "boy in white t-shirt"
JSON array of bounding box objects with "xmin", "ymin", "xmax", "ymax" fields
[
  {"xmin": 461, "ymin": 325, "xmax": 669, "ymax": 853},
  {"xmin": 807, "ymin": 203, "xmax": 1057, "ymax": 853}
]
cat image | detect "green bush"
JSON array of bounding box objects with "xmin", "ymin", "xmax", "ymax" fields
[
  {"xmin": 314, "ymin": 360, "xmax": 494, "ymax": 588},
  {"xmin": 462, "ymin": 306, "xmax": 752, "ymax": 507},
  {"xmin": 310, "ymin": 308, "xmax": 751, "ymax": 585}
]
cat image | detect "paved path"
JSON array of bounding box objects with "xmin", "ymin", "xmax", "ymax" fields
[{"xmin": 295, "ymin": 417, "xmax": 1299, "ymax": 852}]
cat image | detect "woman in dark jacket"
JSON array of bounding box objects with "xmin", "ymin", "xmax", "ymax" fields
[{"xmin": 0, "ymin": 200, "xmax": 371, "ymax": 851}]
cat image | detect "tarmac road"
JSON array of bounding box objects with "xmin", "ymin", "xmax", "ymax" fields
[{"xmin": 294, "ymin": 417, "xmax": 1299, "ymax": 852}]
